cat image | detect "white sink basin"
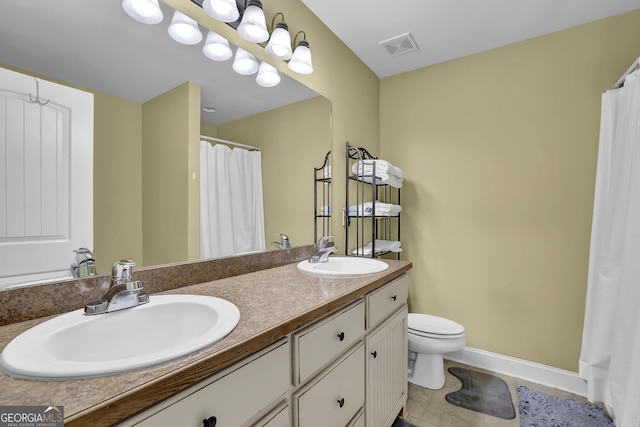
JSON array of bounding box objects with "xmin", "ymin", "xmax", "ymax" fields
[
  {"xmin": 0, "ymin": 295, "xmax": 240, "ymax": 380},
  {"xmin": 297, "ymin": 256, "xmax": 389, "ymax": 276}
]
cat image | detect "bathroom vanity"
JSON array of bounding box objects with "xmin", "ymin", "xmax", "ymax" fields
[{"xmin": 0, "ymin": 254, "xmax": 411, "ymax": 427}]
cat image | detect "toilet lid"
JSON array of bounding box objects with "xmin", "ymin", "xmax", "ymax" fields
[{"xmin": 408, "ymin": 313, "xmax": 465, "ymax": 336}]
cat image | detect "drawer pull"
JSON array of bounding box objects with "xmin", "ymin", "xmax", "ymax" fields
[
  {"xmin": 337, "ymin": 398, "xmax": 345, "ymax": 408},
  {"xmin": 202, "ymin": 416, "xmax": 217, "ymax": 427},
  {"xmin": 391, "ymin": 294, "xmax": 397, "ymax": 301},
  {"xmin": 371, "ymin": 350, "xmax": 377, "ymax": 358},
  {"xmin": 337, "ymin": 331, "xmax": 345, "ymax": 341}
]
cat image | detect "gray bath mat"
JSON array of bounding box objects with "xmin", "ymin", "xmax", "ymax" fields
[
  {"xmin": 518, "ymin": 385, "xmax": 614, "ymax": 427},
  {"xmin": 391, "ymin": 417, "xmax": 417, "ymax": 427},
  {"xmin": 445, "ymin": 367, "xmax": 516, "ymax": 419}
]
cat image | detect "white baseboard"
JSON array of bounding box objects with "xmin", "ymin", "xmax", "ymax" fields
[{"xmin": 445, "ymin": 346, "xmax": 587, "ymax": 397}]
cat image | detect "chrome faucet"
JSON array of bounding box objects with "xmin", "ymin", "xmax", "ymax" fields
[
  {"xmin": 84, "ymin": 259, "xmax": 149, "ymax": 315},
  {"xmin": 70, "ymin": 247, "xmax": 97, "ymax": 278},
  {"xmin": 271, "ymin": 233, "xmax": 291, "ymax": 249},
  {"xmin": 309, "ymin": 236, "xmax": 337, "ymax": 263}
]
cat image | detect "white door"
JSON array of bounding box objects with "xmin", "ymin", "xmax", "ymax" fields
[{"xmin": 0, "ymin": 67, "xmax": 93, "ymax": 288}]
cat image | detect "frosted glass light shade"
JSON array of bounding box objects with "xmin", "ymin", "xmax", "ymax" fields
[
  {"xmin": 256, "ymin": 62, "xmax": 281, "ymax": 87},
  {"xmin": 202, "ymin": 0, "xmax": 239, "ymax": 23},
  {"xmin": 122, "ymin": 0, "xmax": 163, "ymax": 24},
  {"xmin": 237, "ymin": 0, "xmax": 268, "ymax": 43},
  {"xmin": 288, "ymin": 41, "xmax": 313, "ymax": 74},
  {"xmin": 168, "ymin": 10, "xmax": 202, "ymax": 45},
  {"xmin": 232, "ymin": 48, "xmax": 259, "ymax": 75},
  {"xmin": 265, "ymin": 23, "xmax": 292, "ymax": 60},
  {"xmin": 202, "ymin": 31, "xmax": 232, "ymax": 61}
]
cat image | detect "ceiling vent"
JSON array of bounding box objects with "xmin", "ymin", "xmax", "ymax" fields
[{"xmin": 379, "ymin": 32, "xmax": 419, "ymax": 57}]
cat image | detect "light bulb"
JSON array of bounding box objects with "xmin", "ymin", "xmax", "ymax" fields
[
  {"xmin": 122, "ymin": 0, "xmax": 163, "ymax": 24},
  {"xmin": 256, "ymin": 62, "xmax": 281, "ymax": 87},
  {"xmin": 237, "ymin": 0, "xmax": 268, "ymax": 43},
  {"xmin": 168, "ymin": 10, "xmax": 202, "ymax": 45},
  {"xmin": 202, "ymin": 0, "xmax": 240, "ymax": 23},
  {"xmin": 265, "ymin": 22, "xmax": 292, "ymax": 60},
  {"xmin": 288, "ymin": 40, "xmax": 313, "ymax": 74},
  {"xmin": 202, "ymin": 31, "xmax": 232, "ymax": 61},
  {"xmin": 232, "ymin": 48, "xmax": 259, "ymax": 75}
]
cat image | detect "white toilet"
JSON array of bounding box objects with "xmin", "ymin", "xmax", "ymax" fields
[{"xmin": 407, "ymin": 313, "xmax": 465, "ymax": 390}]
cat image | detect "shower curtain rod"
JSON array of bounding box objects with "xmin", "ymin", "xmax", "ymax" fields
[
  {"xmin": 200, "ymin": 135, "xmax": 260, "ymax": 151},
  {"xmin": 613, "ymin": 57, "xmax": 640, "ymax": 88}
]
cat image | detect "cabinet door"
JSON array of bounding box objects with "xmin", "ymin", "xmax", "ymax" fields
[
  {"xmin": 365, "ymin": 307, "xmax": 408, "ymax": 427},
  {"xmin": 133, "ymin": 340, "xmax": 290, "ymax": 427},
  {"xmin": 296, "ymin": 344, "xmax": 365, "ymax": 427}
]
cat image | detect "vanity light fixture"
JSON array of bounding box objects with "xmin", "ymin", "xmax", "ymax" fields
[
  {"xmin": 237, "ymin": 0, "xmax": 269, "ymax": 43},
  {"xmin": 256, "ymin": 61, "xmax": 281, "ymax": 87},
  {"xmin": 168, "ymin": 10, "xmax": 203, "ymax": 45},
  {"xmin": 122, "ymin": 0, "xmax": 164, "ymax": 24},
  {"xmin": 265, "ymin": 13, "xmax": 292, "ymax": 60},
  {"xmin": 288, "ymin": 31, "xmax": 313, "ymax": 74},
  {"xmin": 232, "ymin": 47, "xmax": 260, "ymax": 75},
  {"xmin": 202, "ymin": 0, "xmax": 240, "ymax": 23},
  {"xmin": 203, "ymin": 30, "xmax": 233, "ymax": 61}
]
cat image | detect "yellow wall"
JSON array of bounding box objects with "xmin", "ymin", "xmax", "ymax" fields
[
  {"xmin": 142, "ymin": 81, "xmax": 201, "ymax": 266},
  {"xmin": 168, "ymin": 0, "xmax": 381, "ymax": 247},
  {"xmin": 93, "ymin": 93, "xmax": 144, "ymax": 271},
  {"xmin": 217, "ymin": 96, "xmax": 332, "ymax": 247},
  {"xmin": 380, "ymin": 10, "xmax": 640, "ymax": 371}
]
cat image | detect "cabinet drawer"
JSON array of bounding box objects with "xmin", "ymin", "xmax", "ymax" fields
[
  {"xmin": 252, "ymin": 403, "xmax": 289, "ymax": 427},
  {"xmin": 296, "ymin": 344, "xmax": 365, "ymax": 427},
  {"xmin": 134, "ymin": 340, "xmax": 290, "ymax": 427},
  {"xmin": 294, "ymin": 300, "xmax": 364, "ymax": 384},
  {"xmin": 366, "ymin": 274, "xmax": 408, "ymax": 329}
]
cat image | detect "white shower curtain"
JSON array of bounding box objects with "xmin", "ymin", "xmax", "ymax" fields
[
  {"xmin": 579, "ymin": 70, "xmax": 640, "ymax": 427},
  {"xmin": 200, "ymin": 142, "xmax": 265, "ymax": 259}
]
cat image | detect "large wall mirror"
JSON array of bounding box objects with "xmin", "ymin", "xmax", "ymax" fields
[{"xmin": 0, "ymin": 0, "xmax": 332, "ymax": 288}]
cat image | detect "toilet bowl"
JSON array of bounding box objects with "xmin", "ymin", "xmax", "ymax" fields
[{"xmin": 407, "ymin": 313, "xmax": 465, "ymax": 390}]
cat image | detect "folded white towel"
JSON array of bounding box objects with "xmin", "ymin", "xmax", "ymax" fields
[
  {"xmin": 348, "ymin": 201, "xmax": 402, "ymax": 217},
  {"xmin": 352, "ymin": 240, "xmax": 403, "ymax": 255},
  {"xmin": 357, "ymin": 173, "xmax": 403, "ymax": 189},
  {"xmin": 352, "ymin": 160, "xmax": 404, "ymax": 180}
]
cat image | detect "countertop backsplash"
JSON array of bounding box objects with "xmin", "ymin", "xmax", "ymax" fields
[{"xmin": 0, "ymin": 245, "xmax": 316, "ymax": 326}]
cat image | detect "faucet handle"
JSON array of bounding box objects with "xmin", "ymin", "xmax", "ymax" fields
[
  {"xmin": 316, "ymin": 236, "xmax": 334, "ymax": 249},
  {"xmin": 112, "ymin": 259, "xmax": 136, "ymax": 284}
]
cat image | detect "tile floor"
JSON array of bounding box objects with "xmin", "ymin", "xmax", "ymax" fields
[{"xmin": 403, "ymin": 359, "xmax": 607, "ymax": 427}]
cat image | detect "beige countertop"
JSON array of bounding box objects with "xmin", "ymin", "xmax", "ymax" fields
[{"xmin": 0, "ymin": 259, "xmax": 411, "ymax": 427}]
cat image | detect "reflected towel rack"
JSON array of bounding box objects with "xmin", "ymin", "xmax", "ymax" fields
[
  {"xmin": 200, "ymin": 135, "xmax": 260, "ymax": 151},
  {"xmin": 613, "ymin": 57, "xmax": 640, "ymax": 88}
]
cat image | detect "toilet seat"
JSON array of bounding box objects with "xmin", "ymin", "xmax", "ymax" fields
[{"xmin": 408, "ymin": 313, "xmax": 465, "ymax": 339}]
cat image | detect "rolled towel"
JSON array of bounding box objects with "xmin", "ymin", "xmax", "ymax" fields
[
  {"xmin": 357, "ymin": 173, "xmax": 403, "ymax": 189},
  {"xmin": 352, "ymin": 160, "xmax": 404, "ymax": 180},
  {"xmin": 348, "ymin": 201, "xmax": 402, "ymax": 216},
  {"xmin": 352, "ymin": 240, "xmax": 402, "ymax": 255}
]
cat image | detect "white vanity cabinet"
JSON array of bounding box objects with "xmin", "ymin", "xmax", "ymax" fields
[
  {"xmin": 117, "ymin": 273, "xmax": 409, "ymax": 427},
  {"xmin": 120, "ymin": 339, "xmax": 290, "ymax": 427},
  {"xmin": 365, "ymin": 275, "xmax": 409, "ymax": 427}
]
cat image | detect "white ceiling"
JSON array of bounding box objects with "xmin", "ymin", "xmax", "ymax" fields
[{"xmin": 302, "ymin": 0, "xmax": 640, "ymax": 78}]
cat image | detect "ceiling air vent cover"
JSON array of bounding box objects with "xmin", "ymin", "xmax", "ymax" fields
[{"xmin": 379, "ymin": 32, "xmax": 419, "ymax": 57}]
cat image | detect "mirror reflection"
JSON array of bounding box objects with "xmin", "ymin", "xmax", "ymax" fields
[{"xmin": 0, "ymin": 0, "xmax": 332, "ymax": 288}]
